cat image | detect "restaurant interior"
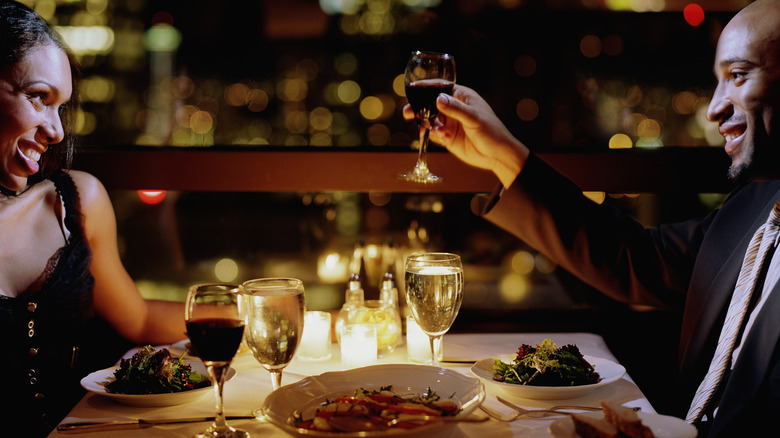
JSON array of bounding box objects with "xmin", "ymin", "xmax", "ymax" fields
[{"xmin": 36, "ymin": 0, "xmax": 749, "ymax": 414}]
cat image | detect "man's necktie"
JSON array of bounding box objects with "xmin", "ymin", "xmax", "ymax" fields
[{"xmin": 685, "ymin": 201, "xmax": 780, "ymax": 423}]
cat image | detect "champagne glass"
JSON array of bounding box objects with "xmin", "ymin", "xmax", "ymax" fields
[
  {"xmin": 404, "ymin": 252, "xmax": 463, "ymax": 366},
  {"xmin": 400, "ymin": 51, "xmax": 456, "ymax": 183},
  {"xmin": 185, "ymin": 283, "xmax": 248, "ymax": 438},
  {"xmin": 241, "ymin": 278, "xmax": 305, "ymax": 391}
]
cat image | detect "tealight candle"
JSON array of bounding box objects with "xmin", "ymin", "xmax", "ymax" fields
[
  {"xmin": 298, "ymin": 311, "xmax": 332, "ymax": 361},
  {"xmin": 341, "ymin": 324, "xmax": 377, "ymax": 369},
  {"xmin": 406, "ymin": 315, "xmax": 443, "ymax": 363}
]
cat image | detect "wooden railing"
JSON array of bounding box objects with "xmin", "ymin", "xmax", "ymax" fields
[{"xmin": 72, "ymin": 146, "xmax": 734, "ymax": 193}]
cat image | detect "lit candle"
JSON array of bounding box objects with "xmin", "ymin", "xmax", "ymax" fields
[
  {"xmin": 341, "ymin": 324, "xmax": 377, "ymax": 369},
  {"xmin": 298, "ymin": 311, "xmax": 332, "ymax": 361},
  {"xmin": 317, "ymin": 252, "xmax": 349, "ymax": 283},
  {"xmin": 406, "ymin": 316, "xmax": 443, "ymax": 363}
]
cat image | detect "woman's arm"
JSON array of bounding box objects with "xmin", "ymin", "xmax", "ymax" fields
[{"xmin": 70, "ymin": 170, "xmax": 186, "ymax": 345}]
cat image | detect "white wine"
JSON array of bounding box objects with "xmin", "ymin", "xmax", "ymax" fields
[
  {"xmin": 244, "ymin": 291, "xmax": 304, "ymax": 371},
  {"xmin": 405, "ymin": 265, "xmax": 464, "ymax": 336}
]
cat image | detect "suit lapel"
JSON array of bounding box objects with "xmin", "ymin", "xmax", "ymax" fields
[
  {"xmin": 679, "ymin": 216, "xmax": 762, "ymax": 377},
  {"xmin": 710, "ymin": 284, "xmax": 780, "ymax": 434}
]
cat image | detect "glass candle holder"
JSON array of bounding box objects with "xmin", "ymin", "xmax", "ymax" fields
[
  {"xmin": 340, "ymin": 324, "xmax": 377, "ymax": 369},
  {"xmin": 297, "ymin": 311, "xmax": 332, "ymax": 361},
  {"xmin": 354, "ymin": 300, "xmax": 402, "ymax": 357}
]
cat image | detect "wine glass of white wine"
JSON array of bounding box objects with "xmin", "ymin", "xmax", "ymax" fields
[
  {"xmin": 185, "ymin": 283, "xmax": 248, "ymax": 438},
  {"xmin": 404, "ymin": 253, "xmax": 464, "ymax": 366},
  {"xmin": 400, "ymin": 51, "xmax": 456, "ymax": 183},
  {"xmin": 241, "ymin": 278, "xmax": 305, "ymax": 391}
]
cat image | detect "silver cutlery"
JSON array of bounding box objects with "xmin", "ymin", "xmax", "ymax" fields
[
  {"xmin": 440, "ymin": 357, "xmax": 477, "ymax": 364},
  {"xmin": 496, "ymin": 396, "xmax": 642, "ymax": 415},
  {"xmin": 57, "ymin": 415, "xmax": 256, "ymax": 433},
  {"xmin": 479, "ymin": 405, "xmax": 524, "ymax": 422},
  {"xmin": 479, "ymin": 404, "xmax": 563, "ymax": 422}
]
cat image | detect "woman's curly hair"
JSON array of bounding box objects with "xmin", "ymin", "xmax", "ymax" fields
[{"xmin": 0, "ymin": 0, "xmax": 81, "ymax": 188}]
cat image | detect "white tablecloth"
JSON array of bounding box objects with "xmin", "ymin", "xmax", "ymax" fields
[{"xmin": 49, "ymin": 332, "xmax": 654, "ymax": 437}]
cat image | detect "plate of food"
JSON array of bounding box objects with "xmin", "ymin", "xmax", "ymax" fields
[
  {"xmin": 261, "ymin": 364, "xmax": 485, "ymax": 437},
  {"xmin": 549, "ymin": 401, "xmax": 696, "ymax": 438},
  {"xmin": 470, "ymin": 339, "xmax": 625, "ymax": 400},
  {"xmin": 80, "ymin": 345, "xmax": 235, "ymax": 407}
]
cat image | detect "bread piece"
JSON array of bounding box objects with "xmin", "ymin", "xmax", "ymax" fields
[
  {"xmin": 600, "ymin": 400, "xmax": 654, "ymax": 438},
  {"xmin": 571, "ymin": 413, "xmax": 619, "ymax": 438}
]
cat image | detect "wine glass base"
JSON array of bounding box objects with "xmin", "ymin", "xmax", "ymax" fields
[
  {"xmin": 398, "ymin": 171, "xmax": 442, "ymax": 184},
  {"xmin": 192, "ymin": 427, "xmax": 250, "ymax": 438}
]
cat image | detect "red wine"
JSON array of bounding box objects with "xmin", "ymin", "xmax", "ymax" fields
[
  {"xmin": 186, "ymin": 318, "xmax": 245, "ymax": 363},
  {"xmin": 405, "ymin": 79, "xmax": 454, "ymax": 121}
]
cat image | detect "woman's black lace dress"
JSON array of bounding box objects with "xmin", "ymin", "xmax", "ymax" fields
[{"xmin": 0, "ymin": 170, "xmax": 97, "ymax": 436}]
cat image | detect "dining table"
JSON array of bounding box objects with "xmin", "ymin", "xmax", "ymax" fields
[{"xmin": 49, "ymin": 332, "xmax": 657, "ymax": 438}]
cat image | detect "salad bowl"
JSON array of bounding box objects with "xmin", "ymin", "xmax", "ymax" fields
[
  {"xmin": 80, "ymin": 361, "xmax": 236, "ymax": 407},
  {"xmin": 470, "ymin": 354, "xmax": 625, "ymax": 400}
]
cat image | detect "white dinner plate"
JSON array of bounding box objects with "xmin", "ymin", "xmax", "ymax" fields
[
  {"xmin": 80, "ymin": 361, "xmax": 235, "ymax": 407},
  {"xmin": 261, "ymin": 364, "xmax": 485, "ymax": 437},
  {"xmin": 470, "ymin": 354, "xmax": 625, "ymax": 400},
  {"xmin": 548, "ymin": 410, "xmax": 697, "ymax": 438}
]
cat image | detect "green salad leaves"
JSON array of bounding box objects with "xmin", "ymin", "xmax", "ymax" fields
[
  {"xmin": 105, "ymin": 345, "xmax": 210, "ymax": 394},
  {"xmin": 492, "ymin": 339, "xmax": 600, "ymax": 387}
]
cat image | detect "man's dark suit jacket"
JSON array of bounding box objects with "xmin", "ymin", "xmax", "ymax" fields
[{"xmin": 481, "ymin": 153, "xmax": 780, "ymax": 437}]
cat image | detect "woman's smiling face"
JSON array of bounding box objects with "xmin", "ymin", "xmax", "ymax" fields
[{"xmin": 0, "ymin": 43, "xmax": 72, "ymax": 192}]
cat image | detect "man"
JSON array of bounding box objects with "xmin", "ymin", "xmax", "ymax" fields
[{"xmin": 405, "ymin": 0, "xmax": 780, "ymax": 436}]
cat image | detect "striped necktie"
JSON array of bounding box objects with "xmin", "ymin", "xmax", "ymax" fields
[{"xmin": 686, "ymin": 201, "xmax": 780, "ymax": 423}]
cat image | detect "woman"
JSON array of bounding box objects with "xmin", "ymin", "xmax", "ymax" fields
[{"xmin": 0, "ymin": 1, "xmax": 186, "ymax": 434}]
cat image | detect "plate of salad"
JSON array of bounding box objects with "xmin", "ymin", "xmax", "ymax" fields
[
  {"xmin": 470, "ymin": 339, "xmax": 625, "ymax": 400},
  {"xmin": 80, "ymin": 345, "xmax": 235, "ymax": 407}
]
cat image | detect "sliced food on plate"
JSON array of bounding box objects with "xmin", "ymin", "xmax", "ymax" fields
[
  {"xmin": 572, "ymin": 401, "xmax": 654, "ymax": 438},
  {"xmin": 294, "ymin": 386, "xmax": 459, "ymax": 433},
  {"xmin": 552, "ymin": 400, "xmax": 697, "ymax": 438}
]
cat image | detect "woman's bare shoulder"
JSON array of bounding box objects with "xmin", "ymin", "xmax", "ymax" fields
[{"xmin": 64, "ymin": 170, "xmax": 111, "ymax": 210}]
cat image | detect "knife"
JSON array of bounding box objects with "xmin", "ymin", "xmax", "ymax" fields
[
  {"xmin": 57, "ymin": 415, "xmax": 256, "ymax": 433},
  {"xmin": 441, "ymin": 357, "xmax": 477, "ymax": 364}
]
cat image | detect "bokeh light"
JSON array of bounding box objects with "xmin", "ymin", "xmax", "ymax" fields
[
  {"xmin": 609, "ymin": 133, "xmax": 633, "ymax": 149},
  {"xmin": 510, "ymin": 250, "xmax": 535, "ymax": 275},
  {"xmin": 580, "ymin": 35, "xmax": 601, "ymax": 58},
  {"xmin": 683, "ymin": 3, "xmax": 705, "ymax": 27},
  {"xmin": 516, "ymin": 98, "xmax": 539, "ymax": 121},
  {"xmin": 514, "ymin": 55, "xmax": 536, "ymax": 77},
  {"xmin": 359, "ymin": 96, "xmax": 384, "ymax": 120},
  {"xmin": 137, "ymin": 190, "xmax": 167, "ymax": 205},
  {"xmin": 57, "ymin": 25, "xmax": 115, "ymax": 55},
  {"xmin": 214, "ymin": 258, "xmax": 239, "ymax": 282},
  {"xmin": 499, "ymin": 273, "xmax": 529, "ymax": 304},
  {"xmin": 337, "ymin": 80, "xmax": 362, "ymax": 104},
  {"xmin": 190, "ymin": 111, "xmax": 214, "ymax": 134}
]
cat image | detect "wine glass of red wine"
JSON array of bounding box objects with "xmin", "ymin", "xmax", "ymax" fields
[
  {"xmin": 400, "ymin": 51, "xmax": 456, "ymax": 183},
  {"xmin": 185, "ymin": 283, "xmax": 249, "ymax": 438}
]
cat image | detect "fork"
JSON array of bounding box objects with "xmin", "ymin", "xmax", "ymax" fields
[
  {"xmin": 479, "ymin": 403, "xmax": 565, "ymax": 422},
  {"xmin": 496, "ymin": 396, "xmax": 642, "ymax": 415},
  {"xmin": 479, "ymin": 405, "xmax": 523, "ymax": 422}
]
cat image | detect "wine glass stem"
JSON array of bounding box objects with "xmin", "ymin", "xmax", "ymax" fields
[
  {"xmin": 415, "ymin": 123, "xmax": 431, "ymax": 175},
  {"xmin": 428, "ymin": 335, "xmax": 442, "ymax": 366},
  {"xmin": 270, "ymin": 370, "xmax": 283, "ymax": 391},
  {"xmin": 208, "ymin": 364, "xmax": 230, "ymax": 430}
]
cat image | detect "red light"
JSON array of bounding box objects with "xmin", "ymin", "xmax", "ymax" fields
[
  {"xmin": 138, "ymin": 190, "xmax": 167, "ymax": 205},
  {"xmin": 151, "ymin": 11, "xmax": 174, "ymax": 26},
  {"xmin": 684, "ymin": 4, "xmax": 705, "ymax": 27}
]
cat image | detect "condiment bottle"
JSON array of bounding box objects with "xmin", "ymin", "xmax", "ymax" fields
[{"xmin": 334, "ymin": 273, "xmax": 364, "ymax": 345}]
